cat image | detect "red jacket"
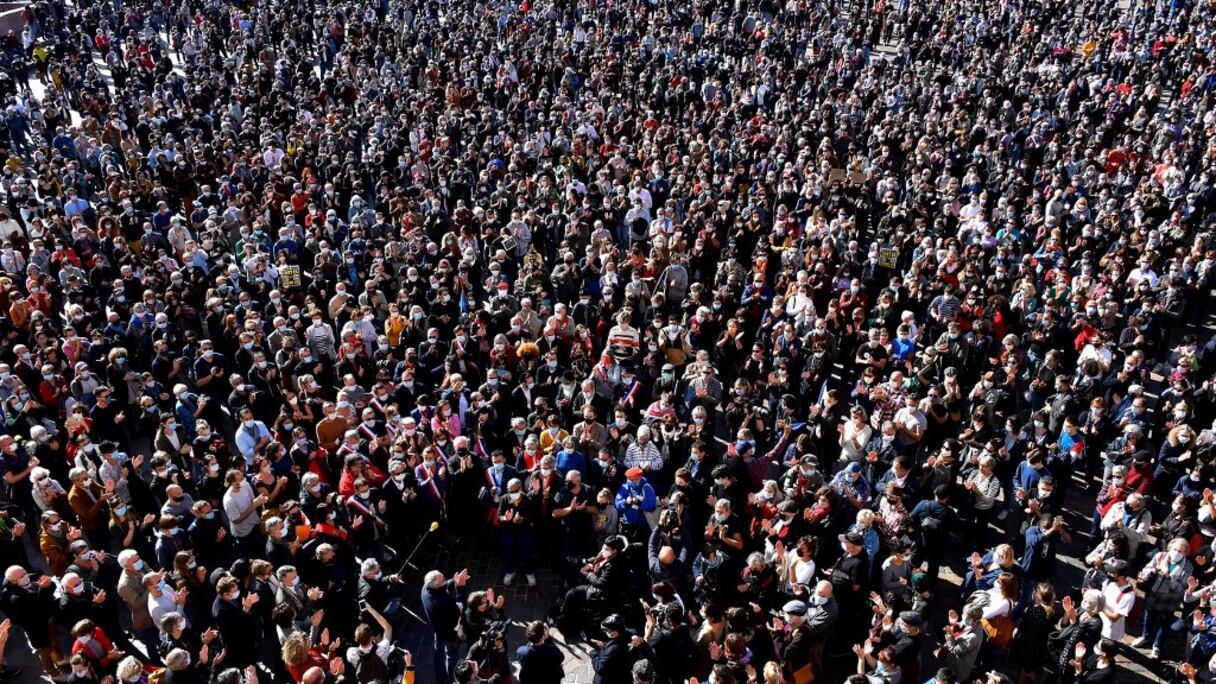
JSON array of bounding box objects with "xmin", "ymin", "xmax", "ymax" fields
[{"xmin": 71, "ymin": 627, "xmax": 117, "ymax": 667}]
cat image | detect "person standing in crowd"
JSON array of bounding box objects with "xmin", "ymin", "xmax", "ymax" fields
[
  {"xmin": 420, "ymin": 568, "xmax": 470, "ymax": 684},
  {"xmin": 0, "ymin": 0, "xmax": 1214, "ymax": 681}
]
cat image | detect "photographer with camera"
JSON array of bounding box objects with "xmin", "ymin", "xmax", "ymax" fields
[
  {"xmin": 648, "ymin": 508, "xmax": 693, "ymax": 600},
  {"xmin": 459, "ymin": 589, "xmax": 509, "ymax": 682}
]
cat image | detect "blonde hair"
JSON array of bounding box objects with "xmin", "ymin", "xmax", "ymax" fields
[
  {"xmin": 763, "ymin": 661, "xmax": 782, "ymax": 684},
  {"xmin": 994, "ymin": 543, "xmax": 1015, "ymax": 567},
  {"xmin": 281, "ymin": 632, "xmax": 311, "ymax": 666}
]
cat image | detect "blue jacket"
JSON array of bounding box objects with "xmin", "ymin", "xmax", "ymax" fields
[
  {"xmin": 174, "ymin": 393, "xmax": 200, "ymax": 440},
  {"xmin": 1013, "ymin": 461, "xmax": 1043, "ymax": 495},
  {"xmin": 614, "ymin": 479, "xmax": 656, "ymax": 526},
  {"xmin": 555, "ymin": 448, "xmax": 586, "ymax": 478}
]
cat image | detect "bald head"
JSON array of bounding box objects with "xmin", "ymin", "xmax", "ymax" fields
[
  {"xmin": 658, "ymin": 546, "xmax": 675, "ymax": 565},
  {"xmin": 301, "ymin": 666, "xmax": 326, "ymax": 684}
]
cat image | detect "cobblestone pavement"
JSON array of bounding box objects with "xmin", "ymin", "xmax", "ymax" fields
[{"xmin": 393, "ymin": 534, "xmax": 598, "ymax": 683}]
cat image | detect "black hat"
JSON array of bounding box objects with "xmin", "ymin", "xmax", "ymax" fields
[
  {"xmin": 601, "ymin": 614, "xmax": 627, "ymax": 633},
  {"xmin": 898, "ymin": 611, "xmax": 924, "ymax": 629},
  {"xmin": 839, "ymin": 531, "xmax": 864, "ymax": 546}
]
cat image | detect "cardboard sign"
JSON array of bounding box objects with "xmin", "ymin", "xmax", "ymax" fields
[
  {"xmin": 878, "ymin": 245, "xmax": 899, "ymax": 269},
  {"xmin": 280, "ymin": 265, "xmax": 302, "ymax": 288}
]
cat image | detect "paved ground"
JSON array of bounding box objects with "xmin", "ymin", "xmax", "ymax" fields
[{"xmin": 392, "ymin": 536, "xmax": 598, "ymax": 683}]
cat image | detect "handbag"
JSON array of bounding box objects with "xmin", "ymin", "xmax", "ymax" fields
[
  {"xmin": 982, "ymin": 613, "xmax": 1015, "ymax": 648},
  {"xmin": 792, "ymin": 663, "xmax": 815, "ymax": 684}
]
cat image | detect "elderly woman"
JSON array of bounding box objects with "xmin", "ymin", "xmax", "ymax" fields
[
  {"xmin": 1135, "ymin": 537, "xmax": 1193, "ymax": 658},
  {"xmin": 964, "ymin": 454, "xmax": 1002, "ymax": 546},
  {"xmin": 30, "ymin": 465, "xmax": 71, "ymax": 518}
]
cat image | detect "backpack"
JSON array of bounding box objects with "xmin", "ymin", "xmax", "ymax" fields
[
  {"xmin": 919, "ymin": 503, "xmax": 945, "ymax": 534},
  {"xmin": 353, "ymin": 646, "xmax": 390, "ymax": 683}
]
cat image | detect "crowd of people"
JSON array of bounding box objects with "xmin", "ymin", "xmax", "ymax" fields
[{"xmin": 0, "ymin": 0, "xmax": 1215, "ymax": 680}]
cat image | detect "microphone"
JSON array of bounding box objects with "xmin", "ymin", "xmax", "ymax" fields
[{"xmin": 395, "ymin": 520, "xmax": 441, "ymax": 575}]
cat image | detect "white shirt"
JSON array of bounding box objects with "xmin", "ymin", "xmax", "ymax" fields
[
  {"xmin": 840, "ymin": 421, "xmax": 872, "ymax": 461},
  {"xmin": 148, "ymin": 589, "xmax": 181, "ymax": 633},
  {"xmin": 345, "ymin": 638, "xmax": 391, "ymax": 667},
  {"xmin": 222, "ymin": 480, "xmax": 258, "ymax": 538},
  {"xmin": 1100, "ymin": 580, "xmax": 1135, "ymax": 640}
]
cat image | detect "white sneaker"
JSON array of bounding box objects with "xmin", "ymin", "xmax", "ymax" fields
[
  {"xmin": 1131, "ymin": 636, "xmax": 1149, "ymax": 648},
  {"xmin": 526, "ymin": 574, "xmax": 537, "ymax": 587},
  {"xmin": 503, "ymin": 573, "xmax": 515, "ymax": 586},
  {"xmin": 1151, "ymin": 646, "xmax": 1160, "ymax": 659}
]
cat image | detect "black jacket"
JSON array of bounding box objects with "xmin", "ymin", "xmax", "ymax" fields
[
  {"xmin": 650, "ymin": 625, "xmax": 696, "ymax": 684},
  {"xmin": 592, "ymin": 636, "xmax": 639, "ymax": 684},
  {"xmin": 584, "ymin": 554, "xmax": 629, "ymax": 597},
  {"xmin": 516, "ymin": 639, "xmax": 565, "ymax": 684},
  {"xmin": 1058, "ymin": 616, "xmax": 1103, "ymax": 676},
  {"xmin": 211, "ymin": 595, "xmax": 260, "ymax": 667},
  {"xmin": 772, "ymin": 623, "xmax": 813, "ymax": 676},
  {"xmin": 0, "ymin": 581, "xmax": 56, "ymax": 646}
]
